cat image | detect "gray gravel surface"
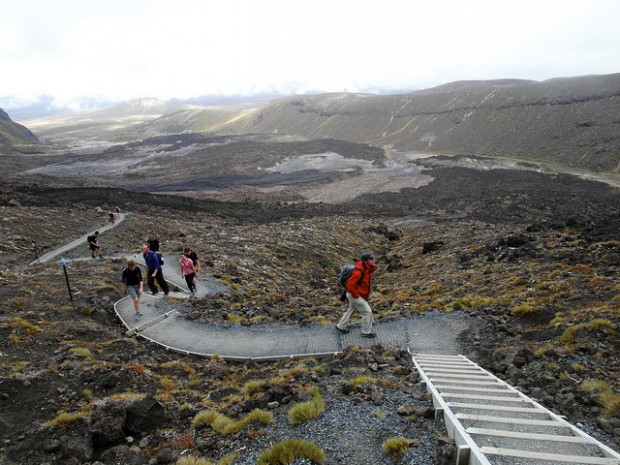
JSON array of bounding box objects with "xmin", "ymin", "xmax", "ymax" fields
[{"xmin": 220, "ymin": 390, "xmax": 440, "ymax": 465}]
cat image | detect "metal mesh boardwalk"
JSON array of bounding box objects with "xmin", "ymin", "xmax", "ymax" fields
[
  {"xmin": 115, "ymin": 294, "xmax": 470, "ymax": 360},
  {"xmin": 412, "ymin": 353, "xmax": 620, "ymax": 465}
]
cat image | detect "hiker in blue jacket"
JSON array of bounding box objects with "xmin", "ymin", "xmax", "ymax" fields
[{"xmin": 142, "ymin": 243, "xmax": 169, "ymax": 296}]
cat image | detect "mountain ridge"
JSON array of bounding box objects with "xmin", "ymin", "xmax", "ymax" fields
[
  {"xmin": 0, "ymin": 108, "xmax": 41, "ymax": 147},
  {"xmin": 4, "ymin": 73, "xmax": 620, "ymax": 173},
  {"xmin": 212, "ymin": 73, "xmax": 620, "ymax": 173}
]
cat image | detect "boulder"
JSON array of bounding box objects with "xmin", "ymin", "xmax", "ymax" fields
[{"xmin": 125, "ymin": 396, "xmax": 167, "ymax": 434}]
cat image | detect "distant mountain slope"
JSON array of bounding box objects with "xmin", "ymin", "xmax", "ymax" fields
[
  {"xmin": 0, "ymin": 109, "xmax": 44, "ymax": 175},
  {"xmin": 22, "ymin": 98, "xmax": 245, "ymax": 145},
  {"xmin": 214, "ymin": 74, "xmax": 620, "ymax": 173},
  {"xmin": 0, "ymin": 109, "xmax": 41, "ymax": 147},
  {"xmin": 14, "ymin": 74, "xmax": 620, "ymax": 174}
]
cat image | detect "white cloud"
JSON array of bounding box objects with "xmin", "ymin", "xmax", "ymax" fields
[{"xmin": 1, "ymin": 0, "xmax": 619, "ymax": 107}]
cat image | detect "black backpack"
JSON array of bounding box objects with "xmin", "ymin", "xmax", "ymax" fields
[{"xmin": 156, "ymin": 252, "xmax": 164, "ymax": 266}]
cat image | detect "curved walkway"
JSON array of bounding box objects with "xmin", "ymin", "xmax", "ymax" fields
[
  {"xmin": 114, "ymin": 256, "xmax": 470, "ymax": 360},
  {"xmin": 38, "ymin": 213, "xmax": 471, "ymax": 361},
  {"xmin": 31, "ymin": 213, "xmax": 127, "ymax": 266}
]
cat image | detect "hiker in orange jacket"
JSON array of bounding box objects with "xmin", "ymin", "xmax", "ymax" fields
[{"xmin": 336, "ymin": 252, "xmax": 378, "ymax": 338}]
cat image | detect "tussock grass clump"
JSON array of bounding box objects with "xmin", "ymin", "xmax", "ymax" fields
[
  {"xmin": 226, "ymin": 313, "xmax": 248, "ymax": 324},
  {"xmin": 175, "ymin": 455, "xmax": 214, "ymax": 465},
  {"xmin": 310, "ymin": 315, "xmax": 331, "ymax": 325},
  {"xmin": 192, "ymin": 408, "xmax": 272, "ymax": 435},
  {"xmin": 512, "ymin": 303, "xmax": 537, "ymax": 315},
  {"xmin": 160, "ymin": 360, "xmax": 198, "ymax": 377},
  {"xmin": 449, "ymin": 297, "xmax": 474, "ymax": 311},
  {"xmin": 288, "ymin": 387, "xmax": 325, "ymax": 426},
  {"xmin": 588, "ymin": 240, "xmax": 620, "ymax": 250},
  {"xmin": 216, "ymin": 452, "xmax": 239, "ymax": 465},
  {"xmin": 382, "ymin": 436, "xmax": 410, "ymax": 459},
  {"xmin": 68, "ymin": 347, "xmax": 94, "ymax": 359},
  {"xmin": 557, "ymin": 318, "xmax": 614, "ymax": 345},
  {"xmin": 348, "ymin": 375, "xmax": 378, "ymax": 387},
  {"xmin": 243, "ymin": 379, "xmax": 267, "ymax": 397},
  {"xmin": 373, "ymin": 411, "xmax": 387, "ymax": 420},
  {"xmin": 159, "ymin": 376, "xmax": 178, "ymax": 392},
  {"xmin": 257, "ymin": 439, "xmax": 326, "ymax": 465},
  {"xmin": 278, "ymin": 364, "xmax": 307, "ymax": 381},
  {"xmin": 580, "ymin": 379, "xmax": 620, "ymax": 417},
  {"xmin": 9, "ymin": 317, "xmax": 40, "ymax": 335},
  {"xmin": 45, "ymin": 410, "xmax": 92, "ymax": 428},
  {"xmin": 95, "ymin": 284, "xmax": 117, "ymax": 292},
  {"xmin": 175, "ymin": 452, "xmax": 239, "ymax": 465},
  {"xmin": 107, "ymin": 391, "xmax": 146, "ymax": 402}
]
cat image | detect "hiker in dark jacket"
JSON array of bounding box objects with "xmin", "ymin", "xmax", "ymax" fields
[
  {"xmin": 142, "ymin": 243, "xmax": 169, "ymax": 296},
  {"xmin": 336, "ymin": 252, "xmax": 378, "ymax": 338},
  {"xmin": 121, "ymin": 260, "xmax": 144, "ymax": 319},
  {"xmin": 87, "ymin": 231, "xmax": 102, "ymax": 258}
]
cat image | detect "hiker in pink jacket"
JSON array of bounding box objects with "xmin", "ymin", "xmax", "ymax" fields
[{"xmin": 180, "ymin": 252, "xmax": 197, "ymax": 294}]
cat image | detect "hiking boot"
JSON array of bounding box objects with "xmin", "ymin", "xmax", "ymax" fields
[
  {"xmin": 361, "ymin": 332, "xmax": 377, "ymax": 338},
  {"xmin": 336, "ymin": 326, "xmax": 349, "ymax": 334}
]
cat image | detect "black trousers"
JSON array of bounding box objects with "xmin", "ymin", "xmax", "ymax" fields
[
  {"xmin": 147, "ymin": 268, "xmax": 170, "ymax": 294},
  {"xmin": 184, "ymin": 273, "xmax": 197, "ymax": 294}
]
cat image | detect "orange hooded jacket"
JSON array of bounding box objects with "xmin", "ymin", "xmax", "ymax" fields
[{"xmin": 345, "ymin": 260, "xmax": 378, "ymax": 301}]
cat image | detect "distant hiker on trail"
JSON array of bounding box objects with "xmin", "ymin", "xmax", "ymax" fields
[
  {"xmin": 180, "ymin": 251, "xmax": 197, "ymax": 295},
  {"xmin": 184, "ymin": 247, "xmax": 202, "ymax": 274},
  {"xmin": 108, "ymin": 212, "xmax": 116, "ymax": 223},
  {"xmin": 120, "ymin": 260, "xmax": 144, "ymax": 320},
  {"xmin": 142, "ymin": 243, "xmax": 169, "ymax": 296},
  {"xmin": 87, "ymin": 231, "xmax": 103, "ymax": 259},
  {"xmin": 336, "ymin": 252, "xmax": 379, "ymax": 338}
]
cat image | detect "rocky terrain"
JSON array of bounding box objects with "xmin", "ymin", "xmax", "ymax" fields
[{"xmin": 1, "ymin": 153, "xmax": 620, "ymax": 465}]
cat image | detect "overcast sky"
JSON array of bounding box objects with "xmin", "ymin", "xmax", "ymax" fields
[{"xmin": 1, "ymin": 0, "xmax": 619, "ymax": 111}]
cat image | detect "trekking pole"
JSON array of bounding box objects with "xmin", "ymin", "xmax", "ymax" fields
[
  {"xmin": 59, "ymin": 257, "xmax": 73, "ymax": 302},
  {"xmin": 32, "ymin": 241, "xmax": 40, "ymax": 262}
]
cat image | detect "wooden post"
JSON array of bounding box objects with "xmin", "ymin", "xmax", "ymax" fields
[{"xmin": 59, "ymin": 257, "xmax": 73, "ymax": 302}]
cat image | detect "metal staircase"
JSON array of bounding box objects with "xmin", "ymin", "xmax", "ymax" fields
[{"xmin": 412, "ymin": 353, "xmax": 620, "ymax": 465}]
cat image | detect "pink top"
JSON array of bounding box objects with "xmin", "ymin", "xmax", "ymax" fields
[{"xmin": 180, "ymin": 256, "xmax": 196, "ymax": 276}]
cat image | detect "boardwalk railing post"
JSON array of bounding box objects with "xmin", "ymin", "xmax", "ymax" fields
[{"xmin": 59, "ymin": 257, "xmax": 73, "ymax": 303}]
